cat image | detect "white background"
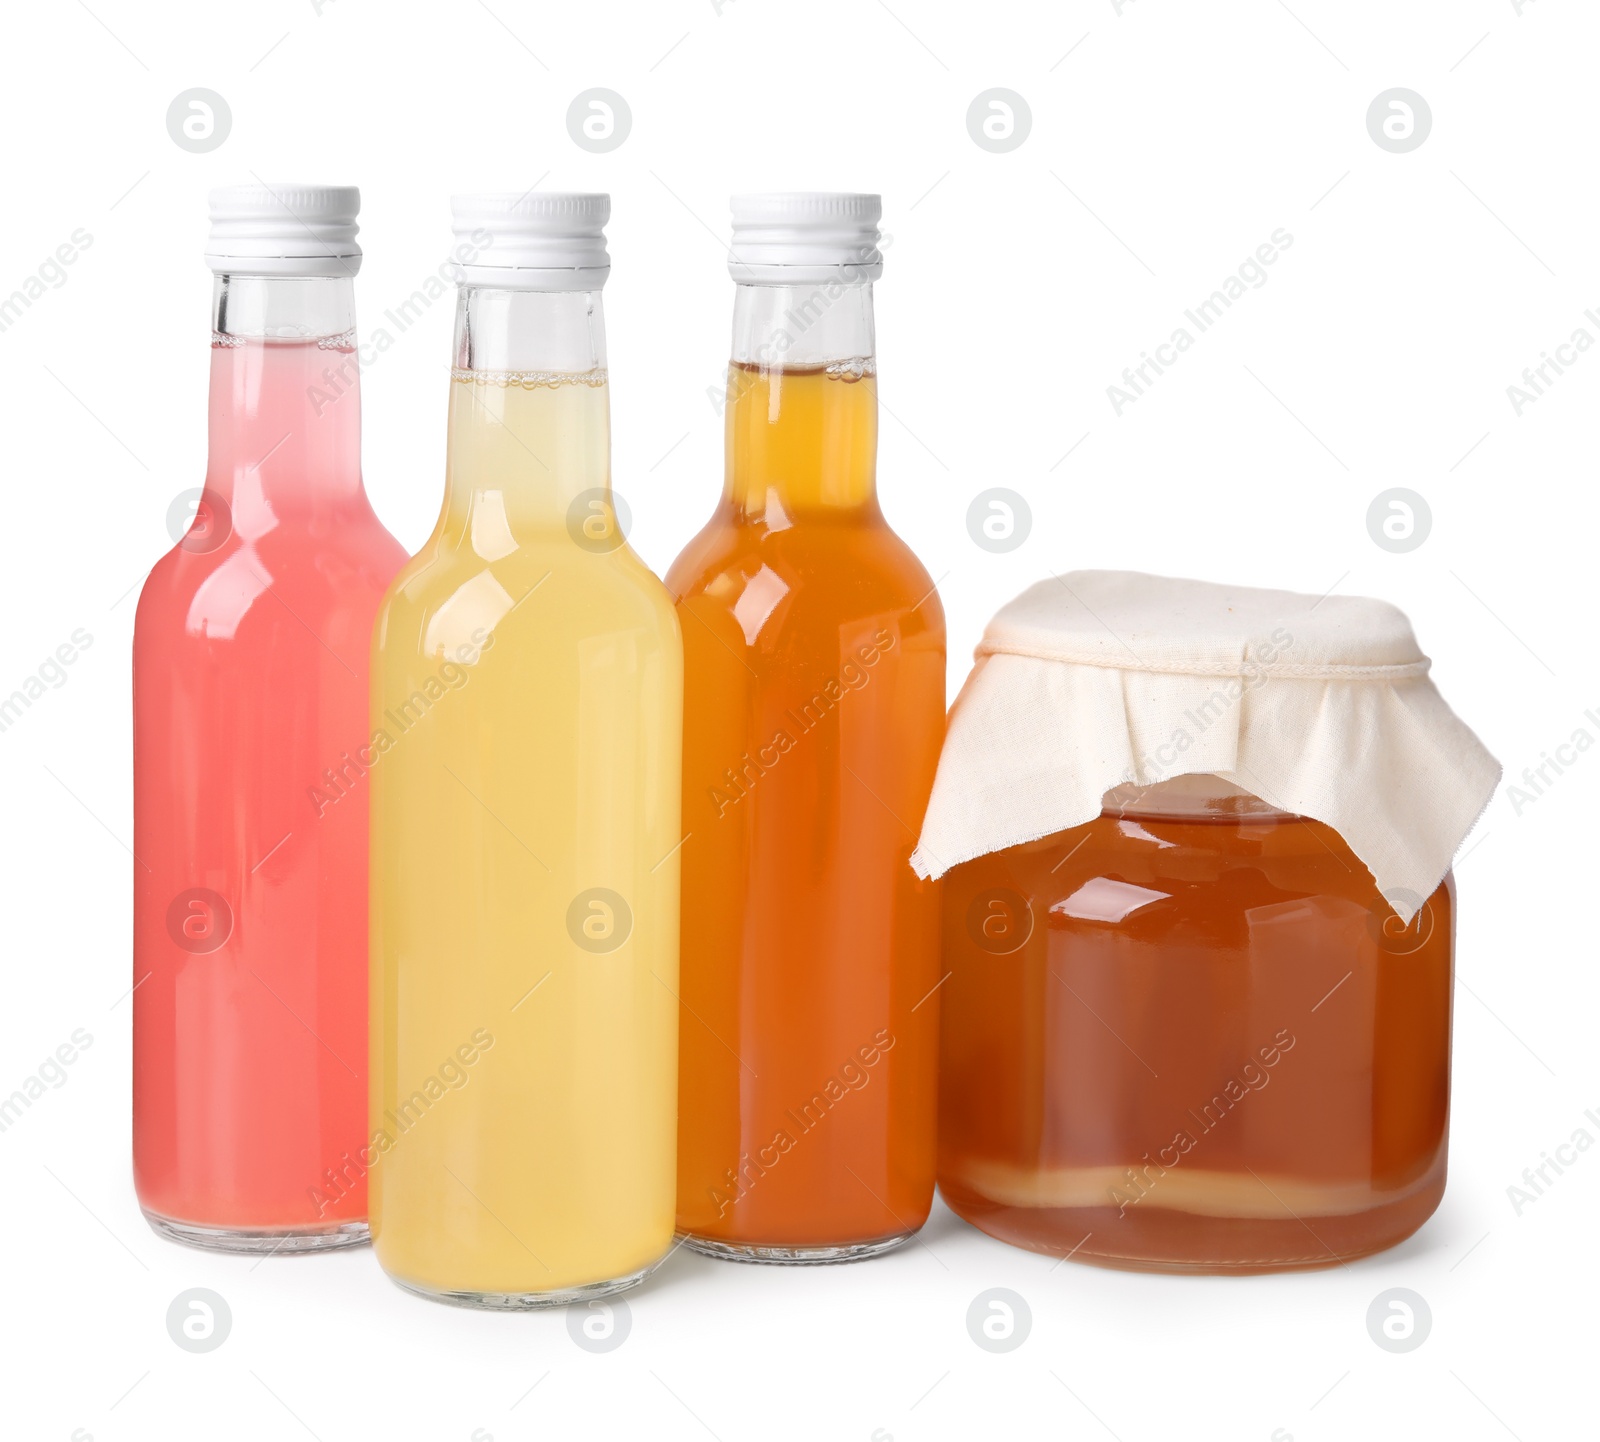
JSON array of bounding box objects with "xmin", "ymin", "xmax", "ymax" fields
[{"xmin": 0, "ymin": 1, "xmax": 1592, "ymax": 1438}]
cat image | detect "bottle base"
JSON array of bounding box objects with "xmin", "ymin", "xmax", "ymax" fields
[
  {"xmin": 388, "ymin": 1260, "xmax": 658, "ymax": 1311},
  {"xmin": 678, "ymin": 1231, "xmax": 916, "ymax": 1266},
  {"xmin": 143, "ymin": 1209, "xmax": 370, "ymax": 1255}
]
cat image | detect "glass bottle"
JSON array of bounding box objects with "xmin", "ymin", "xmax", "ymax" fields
[
  {"xmin": 368, "ymin": 193, "xmax": 682, "ymax": 1307},
  {"xmin": 938, "ymin": 775, "xmax": 1454, "ymax": 1272},
  {"xmin": 133, "ymin": 184, "xmax": 404, "ymax": 1249},
  {"xmin": 669, "ymin": 194, "xmax": 946, "ymax": 1261}
]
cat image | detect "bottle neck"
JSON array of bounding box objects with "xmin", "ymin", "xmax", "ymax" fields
[
  {"xmin": 442, "ymin": 287, "xmax": 611, "ymax": 546},
  {"xmin": 206, "ymin": 274, "xmax": 365, "ymax": 537},
  {"xmin": 724, "ymin": 282, "xmax": 878, "ymax": 525}
]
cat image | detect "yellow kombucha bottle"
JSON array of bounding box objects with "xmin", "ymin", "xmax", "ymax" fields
[{"xmin": 368, "ymin": 194, "xmax": 681, "ymax": 1306}]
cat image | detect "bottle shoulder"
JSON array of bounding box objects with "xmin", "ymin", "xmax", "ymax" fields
[
  {"xmin": 135, "ymin": 515, "xmax": 405, "ymax": 640},
  {"xmin": 668, "ymin": 508, "xmax": 945, "ymax": 634},
  {"xmin": 375, "ymin": 540, "xmax": 680, "ymax": 659}
]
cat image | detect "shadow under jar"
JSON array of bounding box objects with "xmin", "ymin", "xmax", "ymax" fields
[{"xmin": 937, "ymin": 776, "xmax": 1453, "ymax": 1274}]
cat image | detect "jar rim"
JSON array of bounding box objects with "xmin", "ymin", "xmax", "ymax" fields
[{"xmin": 1102, "ymin": 774, "xmax": 1294, "ymax": 821}]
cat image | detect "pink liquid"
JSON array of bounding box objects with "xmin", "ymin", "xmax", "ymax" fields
[{"xmin": 133, "ymin": 337, "xmax": 404, "ymax": 1235}]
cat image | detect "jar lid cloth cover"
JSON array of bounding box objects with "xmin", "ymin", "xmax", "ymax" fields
[{"xmin": 909, "ymin": 571, "xmax": 1501, "ymax": 923}]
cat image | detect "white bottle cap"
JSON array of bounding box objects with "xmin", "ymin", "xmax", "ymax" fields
[
  {"xmin": 451, "ymin": 192, "xmax": 610, "ymax": 290},
  {"xmin": 728, "ymin": 193, "xmax": 883, "ymax": 285},
  {"xmin": 206, "ymin": 183, "xmax": 361, "ymax": 277}
]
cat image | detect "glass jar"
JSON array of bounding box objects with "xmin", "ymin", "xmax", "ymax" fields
[{"xmin": 937, "ymin": 775, "xmax": 1452, "ymax": 1273}]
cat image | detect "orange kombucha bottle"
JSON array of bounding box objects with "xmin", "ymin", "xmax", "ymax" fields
[{"xmin": 668, "ymin": 195, "xmax": 946, "ymax": 1261}]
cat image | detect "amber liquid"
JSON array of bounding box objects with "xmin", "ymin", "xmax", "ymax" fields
[
  {"xmin": 938, "ymin": 808, "xmax": 1453, "ymax": 1272},
  {"xmin": 668, "ymin": 361, "xmax": 946, "ymax": 1252}
]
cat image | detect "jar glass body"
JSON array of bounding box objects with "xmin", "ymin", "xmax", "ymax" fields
[{"xmin": 936, "ymin": 777, "xmax": 1453, "ymax": 1273}]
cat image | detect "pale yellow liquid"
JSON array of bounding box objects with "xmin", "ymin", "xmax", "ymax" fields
[{"xmin": 369, "ymin": 369, "xmax": 682, "ymax": 1298}]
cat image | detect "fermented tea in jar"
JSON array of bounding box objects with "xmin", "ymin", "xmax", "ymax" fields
[{"xmin": 912, "ymin": 573, "xmax": 1500, "ymax": 1272}]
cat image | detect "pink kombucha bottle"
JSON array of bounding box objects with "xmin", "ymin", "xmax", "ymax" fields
[{"xmin": 132, "ymin": 185, "xmax": 404, "ymax": 1250}]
